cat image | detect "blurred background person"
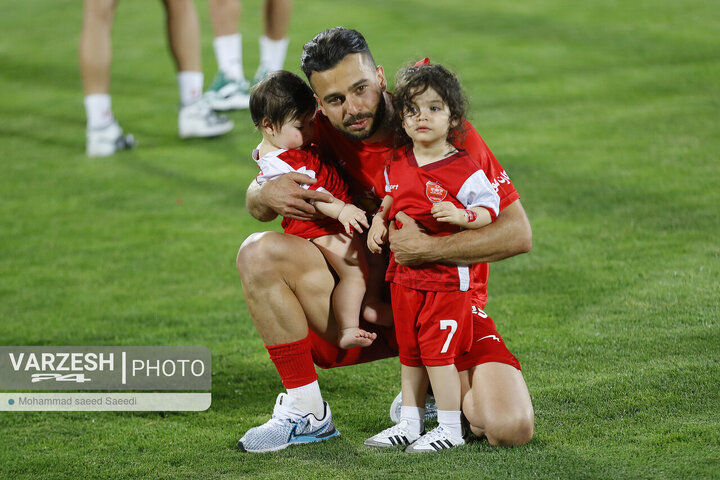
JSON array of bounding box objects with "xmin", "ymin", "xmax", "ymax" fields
[
  {"xmin": 80, "ymin": 0, "xmax": 233, "ymax": 157},
  {"xmin": 204, "ymin": 0, "xmax": 292, "ymax": 111}
]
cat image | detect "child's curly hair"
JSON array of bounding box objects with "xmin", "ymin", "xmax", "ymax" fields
[{"xmin": 392, "ymin": 63, "xmax": 468, "ymax": 147}]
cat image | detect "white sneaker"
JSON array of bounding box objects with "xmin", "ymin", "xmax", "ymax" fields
[
  {"xmin": 389, "ymin": 392, "xmax": 437, "ymax": 423},
  {"xmin": 364, "ymin": 420, "xmax": 423, "ymax": 448},
  {"xmin": 205, "ymin": 72, "xmax": 251, "ymax": 111},
  {"xmin": 404, "ymin": 425, "xmax": 466, "ymax": 453},
  {"xmin": 178, "ymin": 99, "xmax": 234, "ymax": 139},
  {"xmin": 237, "ymin": 393, "xmax": 340, "ymax": 453},
  {"xmin": 86, "ymin": 120, "xmax": 136, "ymax": 157}
]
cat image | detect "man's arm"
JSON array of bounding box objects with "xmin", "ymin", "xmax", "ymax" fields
[
  {"xmin": 388, "ymin": 200, "xmax": 532, "ymax": 266},
  {"xmin": 245, "ymin": 172, "xmax": 334, "ymax": 222}
]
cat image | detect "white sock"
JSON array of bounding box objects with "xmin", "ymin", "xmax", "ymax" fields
[
  {"xmin": 177, "ymin": 71, "xmax": 204, "ymax": 106},
  {"xmin": 437, "ymin": 409, "xmax": 463, "ymax": 438},
  {"xmin": 213, "ymin": 34, "xmax": 244, "ymax": 81},
  {"xmin": 286, "ymin": 380, "xmax": 324, "ymax": 419},
  {"xmin": 84, "ymin": 94, "xmax": 113, "ymax": 130},
  {"xmin": 258, "ymin": 35, "xmax": 289, "ymax": 73},
  {"xmin": 400, "ymin": 405, "xmax": 424, "ymax": 434}
]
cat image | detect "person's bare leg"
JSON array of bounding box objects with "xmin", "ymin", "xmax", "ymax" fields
[
  {"xmin": 462, "ymin": 362, "xmax": 534, "ymax": 446},
  {"xmin": 162, "ymin": 0, "xmax": 201, "ymax": 72},
  {"xmin": 361, "ymin": 250, "xmax": 393, "ymax": 326},
  {"xmin": 311, "ymin": 233, "xmax": 376, "ymax": 349},
  {"xmin": 263, "ymin": 0, "xmax": 291, "ymax": 40},
  {"xmin": 208, "ymin": 0, "xmax": 240, "ymax": 37},
  {"xmin": 401, "ymin": 365, "xmax": 429, "ymax": 408},
  {"xmin": 237, "ymin": 231, "xmax": 338, "ymax": 346},
  {"xmin": 79, "ymin": 0, "xmax": 116, "ymax": 95},
  {"xmin": 427, "ymin": 365, "xmax": 461, "ymax": 411},
  {"xmin": 253, "ymin": 0, "xmax": 291, "ymax": 82}
]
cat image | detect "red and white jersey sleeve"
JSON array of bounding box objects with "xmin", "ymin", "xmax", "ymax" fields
[{"xmin": 458, "ymin": 119, "xmax": 519, "ymax": 210}]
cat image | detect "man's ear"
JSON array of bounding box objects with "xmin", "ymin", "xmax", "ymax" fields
[
  {"xmin": 376, "ymin": 65, "xmax": 387, "ymax": 91},
  {"xmin": 314, "ymin": 93, "xmax": 326, "ymax": 115}
]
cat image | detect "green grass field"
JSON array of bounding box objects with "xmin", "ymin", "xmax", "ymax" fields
[{"xmin": 1, "ymin": 0, "xmax": 719, "ymax": 478}]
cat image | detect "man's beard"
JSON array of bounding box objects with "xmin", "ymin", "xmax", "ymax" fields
[{"xmin": 339, "ymin": 93, "xmax": 386, "ymax": 141}]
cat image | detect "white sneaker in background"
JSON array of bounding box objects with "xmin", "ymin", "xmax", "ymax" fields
[
  {"xmin": 205, "ymin": 71, "xmax": 251, "ymax": 111},
  {"xmin": 86, "ymin": 120, "xmax": 136, "ymax": 157},
  {"xmin": 178, "ymin": 99, "xmax": 234, "ymax": 139},
  {"xmin": 389, "ymin": 392, "xmax": 437, "ymax": 423}
]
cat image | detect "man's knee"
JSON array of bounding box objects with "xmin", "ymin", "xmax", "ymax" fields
[
  {"xmin": 236, "ymin": 232, "xmax": 283, "ymax": 280},
  {"xmin": 483, "ymin": 412, "xmax": 534, "ymax": 447}
]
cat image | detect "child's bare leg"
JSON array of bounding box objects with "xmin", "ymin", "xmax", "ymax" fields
[
  {"xmin": 402, "ymin": 364, "xmax": 430, "ymax": 408},
  {"xmin": 362, "ymin": 249, "xmax": 394, "ymax": 326},
  {"xmin": 312, "ymin": 233, "xmax": 377, "ymax": 349},
  {"xmin": 427, "ymin": 364, "xmax": 464, "ymax": 439},
  {"xmin": 427, "ymin": 365, "xmax": 461, "ymax": 411}
]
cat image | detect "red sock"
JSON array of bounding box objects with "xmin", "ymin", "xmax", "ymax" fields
[{"xmin": 265, "ymin": 335, "xmax": 318, "ymax": 389}]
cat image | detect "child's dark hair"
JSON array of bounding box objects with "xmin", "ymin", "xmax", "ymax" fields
[
  {"xmin": 392, "ymin": 63, "xmax": 467, "ymax": 146},
  {"xmin": 250, "ymin": 71, "xmax": 317, "ymax": 128},
  {"xmin": 301, "ymin": 27, "xmax": 375, "ymax": 81}
]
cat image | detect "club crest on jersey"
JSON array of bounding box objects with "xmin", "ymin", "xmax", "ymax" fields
[{"xmin": 425, "ymin": 181, "xmax": 447, "ymax": 203}]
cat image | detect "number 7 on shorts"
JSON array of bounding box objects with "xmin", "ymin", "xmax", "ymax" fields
[{"xmin": 439, "ymin": 319, "xmax": 458, "ymax": 354}]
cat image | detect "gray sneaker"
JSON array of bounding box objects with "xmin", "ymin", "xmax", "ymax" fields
[
  {"xmin": 389, "ymin": 392, "xmax": 437, "ymax": 423},
  {"xmin": 237, "ymin": 393, "xmax": 340, "ymax": 453}
]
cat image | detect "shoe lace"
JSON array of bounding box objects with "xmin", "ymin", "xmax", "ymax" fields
[
  {"xmin": 269, "ymin": 401, "xmax": 307, "ymax": 427},
  {"xmin": 380, "ymin": 421, "xmax": 412, "ymax": 437},
  {"xmin": 417, "ymin": 426, "xmax": 450, "ymax": 445}
]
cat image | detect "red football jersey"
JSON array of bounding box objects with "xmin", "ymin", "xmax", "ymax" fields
[
  {"xmin": 313, "ymin": 111, "xmax": 520, "ymax": 303},
  {"xmin": 385, "ymin": 147, "xmax": 504, "ymax": 292},
  {"xmin": 253, "ymin": 145, "xmax": 350, "ymax": 239}
]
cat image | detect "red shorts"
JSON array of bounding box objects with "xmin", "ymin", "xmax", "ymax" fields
[
  {"xmin": 454, "ymin": 302, "xmax": 521, "ymax": 371},
  {"xmin": 391, "ymin": 284, "xmax": 472, "ymax": 367},
  {"xmin": 309, "ymin": 290, "xmax": 520, "ymax": 371}
]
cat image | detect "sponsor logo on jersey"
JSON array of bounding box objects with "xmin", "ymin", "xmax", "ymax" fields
[
  {"xmin": 490, "ymin": 171, "xmax": 512, "ymax": 192},
  {"xmin": 425, "ymin": 181, "xmax": 448, "ymax": 203}
]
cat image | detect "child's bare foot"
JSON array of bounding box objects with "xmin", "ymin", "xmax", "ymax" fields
[
  {"xmin": 338, "ymin": 327, "xmax": 377, "ymax": 349},
  {"xmin": 362, "ymin": 299, "xmax": 394, "ymax": 327}
]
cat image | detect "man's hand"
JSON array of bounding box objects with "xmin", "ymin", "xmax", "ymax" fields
[
  {"xmin": 388, "ymin": 211, "xmax": 435, "ymax": 266},
  {"xmin": 258, "ymin": 173, "xmax": 334, "ymax": 221},
  {"xmin": 388, "ymin": 201, "xmax": 532, "ymax": 267}
]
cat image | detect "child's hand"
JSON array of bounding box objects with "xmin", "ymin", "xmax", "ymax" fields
[
  {"xmin": 431, "ymin": 201, "xmax": 463, "ymax": 225},
  {"xmin": 338, "ymin": 204, "xmax": 369, "ymax": 234},
  {"xmin": 367, "ymin": 219, "xmax": 388, "ymax": 254}
]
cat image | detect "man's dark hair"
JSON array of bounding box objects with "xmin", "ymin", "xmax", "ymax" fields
[
  {"xmin": 249, "ymin": 71, "xmax": 317, "ymax": 128},
  {"xmin": 392, "ymin": 63, "xmax": 467, "ymax": 145},
  {"xmin": 300, "ymin": 27, "xmax": 375, "ymax": 80}
]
